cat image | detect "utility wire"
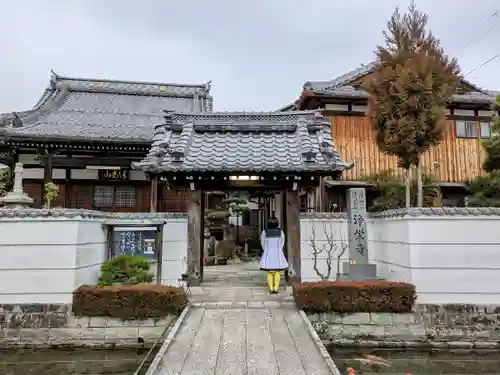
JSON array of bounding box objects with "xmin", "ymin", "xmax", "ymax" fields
[
  {"xmin": 465, "ymin": 52, "xmax": 500, "ymax": 77},
  {"xmin": 461, "ymin": 8, "xmax": 499, "ymax": 51}
]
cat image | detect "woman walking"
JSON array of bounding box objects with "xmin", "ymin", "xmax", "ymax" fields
[{"xmin": 259, "ymin": 217, "xmax": 289, "ymax": 294}]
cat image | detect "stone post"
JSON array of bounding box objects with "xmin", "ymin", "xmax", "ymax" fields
[
  {"xmin": 342, "ymin": 188, "xmax": 377, "ymax": 280},
  {"xmin": 0, "ymin": 162, "xmax": 34, "ymax": 208}
]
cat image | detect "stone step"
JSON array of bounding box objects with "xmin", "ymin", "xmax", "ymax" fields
[{"xmin": 190, "ymin": 300, "xmax": 295, "ymax": 309}]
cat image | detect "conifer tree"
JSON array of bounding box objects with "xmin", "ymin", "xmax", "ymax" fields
[{"xmin": 364, "ymin": 1, "xmax": 461, "ymax": 207}]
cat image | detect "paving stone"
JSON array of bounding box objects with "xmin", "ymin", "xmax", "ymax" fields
[
  {"xmin": 284, "ymin": 310, "xmax": 333, "ymax": 375},
  {"xmin": 269, "ymin": 309, "xmax": 307, "ymax": 375},
  {"xmin": 215, "ymin": 309, "xmax": 247, "ymax": 375},
  {"xmin": 246, "ymin": 308, "xmax": 278, "ymax": 375},
  {"xmin": 248, "ymin": 301, "xmax": 265, "ymax": 309},
  {"xmin": 180, "ymin": 309, "xmax": 225, "ymax": 375},
  {"xmin": 158, "ymin": 307, "xmax": 205, "ymax": 374}
]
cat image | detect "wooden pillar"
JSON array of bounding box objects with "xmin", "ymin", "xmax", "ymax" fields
[
  {"xmin": 64, "ymin": 167, "xmax": 71, "ymax": 208},
  {"xmin": 150, "ymin": 176, "xmax": 158, "ymax": 212},
  {"xmin": 186, "ymin": 187, "xmax": 203, "ymax": 286},
  {"xmin": 43, "ymin": 150, "xmax": 52, "ymax": 184},
  {"xmin": 285, "ymin": 186, "xmax": 301, "ymax": 283}
]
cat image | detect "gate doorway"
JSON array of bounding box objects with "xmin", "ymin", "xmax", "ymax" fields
[{"xmin": 200, "ymin": 188, "xmax": 287, "ymax": 287}]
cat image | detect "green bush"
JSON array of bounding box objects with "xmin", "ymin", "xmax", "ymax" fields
[
  {"xmin": 99, "ymin": 255, "xmax": 154, "ymax": 286},
  {"xmin": 215, "ymin": 239, "xmax": 236, "ymax": 260},
  {"xmin": 73, "ymin": 284, "xmax": 187, "ymax": 320},
  {"xmin": 293, "ymin": 281, "xmax": 416, "ymax": 313}
]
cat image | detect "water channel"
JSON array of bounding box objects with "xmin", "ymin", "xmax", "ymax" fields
[
  {"xmin": 0, "ymin": 347, "xmax": 153, "ymax": 375},
  {"xmin": 3, "ymin": 346, "xmax": 500, "ymax": 374},
  {"xmin": 329, "ymin": 346, "xmax": 500, "ymax": 374}
]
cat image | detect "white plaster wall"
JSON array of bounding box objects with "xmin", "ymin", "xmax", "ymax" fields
[
  {"xmin": 71, "ymin": 169, "xmax": 99, "ymax": 180},
  {"xmin": 23, "ymin": 168, "xmax": 66, "ymax": 180},
  {"xmin": 406, "ymin": 215, "xmax": 500, "ymax": 304},
  {"xmin": 301, "ymin": 213, "xmax": 500, "ymax": 305},
  {"xmin": 160, "ymin": 217, "xmax": 188, "ymax": 286},
  {"xmin": 0, "ymin": 213, "xmax": 189, "ymax": 304},
  {"xmin": 300, "ymin": 216, "xmax": 349, "ymax": 282},
  {"xmin": 369, "ymin": 217, "xmax": 412, "ymax": 282},
  {"xmin": 74, "ymin": 220, "xmax": 108, "ymax": 288},
  {"xmin": 0, "ymin": 217, "xmax": 106, "ymax": 304}
]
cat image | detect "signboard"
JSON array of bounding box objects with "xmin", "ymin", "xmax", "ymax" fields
[
  {"xmin": 99, "ymin": 169, "xmax": 129, "ymax": 181},
  {"xmin": 110, "ymin": 226, "xmax": 158, "ymax": 259}
]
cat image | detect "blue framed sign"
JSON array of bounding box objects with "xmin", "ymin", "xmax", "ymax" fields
[{"xmin": 111, "ymin": 226, "xmax": 158, "ymax": 260}]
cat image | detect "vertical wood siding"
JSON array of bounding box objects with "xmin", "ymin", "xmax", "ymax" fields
[{"xmin": 329, "ymin": 115, "xmax": 485, "ymax": 182}]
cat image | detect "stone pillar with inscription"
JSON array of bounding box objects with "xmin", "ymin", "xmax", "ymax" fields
[{"xmin": 342, "ymin": 188, "xmax": 377, "ymax": 280}]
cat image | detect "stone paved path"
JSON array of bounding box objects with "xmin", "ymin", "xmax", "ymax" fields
[
  {"xmin": 152, "ymin": 305, "xmax": 334, "ymax": 375},
  {"xmin": 147, "ymin": 262, "xmax": 337, "ymax": 375},
  {"xmin": 190, "ymin": 261, "xmax": 290, "ymax": 303}
]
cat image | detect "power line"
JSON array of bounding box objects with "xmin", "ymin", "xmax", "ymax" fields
[
  {"xmin": 461, "ymin": 8, "xmax": 499, "ymax": 51},
  {"xmin": 465, "ymin": 52, "xmax": 500, "ymax": 77}
]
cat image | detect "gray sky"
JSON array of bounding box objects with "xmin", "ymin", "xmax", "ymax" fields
[{"xmin": 1, "ymin": 0, "xmax": 498, "ymax": 112}]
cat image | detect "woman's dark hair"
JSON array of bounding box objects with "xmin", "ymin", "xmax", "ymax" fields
[{"xmin": 267, "ymin": 216, "xmax": 279, "ymax": 229}]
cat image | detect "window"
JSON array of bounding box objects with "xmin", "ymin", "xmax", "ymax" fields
[
  {"xmin": 93, "ymin": 186, "xmax": 136, "ymax": 209},
  {"xmin": 456, "ymin": 120, "xmax": 477, "ymax": 138},
  {"xmin": 115, "ymin": 187, "xmax": 136, "ymax": 208},
  {"xmin": 480, "ymin": 122, "xmax": 492, "ymax": 138},
  {"xmin": 94, "ymin": 186, "xmax": 114, "ymax": 208}
]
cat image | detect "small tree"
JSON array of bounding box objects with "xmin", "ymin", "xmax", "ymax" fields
[
  {"xmin": 364, "ymin": 1, "xmax": 461, "ymax": 207},
  {"xmin": 44, "ymin": 182, "xmax": 60, "ymax": 208},
  {"xmin": 466, "ymin": 95, "xmax": 500, "ymax": 206},
  {"xmin": 364, "ymin": 169, "xmax": 442, "ymax": 211},
  {"xmin": 309, "ymin": 220, "xmax": 348, "ymax": 281},
  {"xmin": 0, "ymin": 167, "xmax": 11, "ymax": 197}
]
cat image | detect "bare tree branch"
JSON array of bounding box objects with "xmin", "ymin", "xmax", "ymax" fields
[{"xmin": 309, "ymin": 220, "xmax": 348, "ymax": 281}]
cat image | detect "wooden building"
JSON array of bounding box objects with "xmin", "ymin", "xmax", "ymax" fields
[
  {"xmin": 133, "ymin": 110, "xmax": 353, "ymax": 284},
  {"xmin": 0, "ymin": 71, "xmax": 212, "ymax": 212},
  {"xmin": 284, "ymin": 62, "xmax": 500, "ymax": 208}
]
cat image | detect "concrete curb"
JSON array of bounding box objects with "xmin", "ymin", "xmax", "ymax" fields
[
  {"xmin": 143, "ymin": 305, "xmax": 191, "ymax": 375},
  {"xmin": 298, "ymin": 310, "xmax": 342, "ymax": 375}
]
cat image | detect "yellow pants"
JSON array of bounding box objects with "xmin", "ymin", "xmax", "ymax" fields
[{"xmin": 267, "ymin": 271, "xmax": 280, "ymax": 292}]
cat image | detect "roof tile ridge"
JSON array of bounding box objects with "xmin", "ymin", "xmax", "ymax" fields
[
  {"xmin": 169, "ymin": 109, "xmax": 319, "ymax": 116},
  {"xmin": 52, "ymin": 70, "xmax": 211, "ymax": 93}
]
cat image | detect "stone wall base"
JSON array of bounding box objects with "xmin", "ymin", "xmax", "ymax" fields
[
  {"xmin": 308, "ymin": 304, "xmax": 500, "ymax": 350},
  {"xmin": 0, "ymin": 303, "xmax": 177, "ymax": 348}
]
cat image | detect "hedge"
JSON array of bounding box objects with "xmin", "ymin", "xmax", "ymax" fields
[
  {"xmin": 293, "ymin": 281, "xmax": 416, "ymax": 313},
  {"xmin": 73, "ymin": 284, "xmax": 188, "ymax": 320}
]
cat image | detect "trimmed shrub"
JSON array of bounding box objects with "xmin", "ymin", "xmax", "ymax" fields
[
  {"xmin": 215, "ymin": 239, "xmax": 236, "ymax": 260},
  {"xmin": 293, "ymin": 281, "xmax": 416, "ymax": 313},
  {"xmin": 99, "ymin": 255, "xmax": 154, "ymax": 286},
  {"xmin": 73, "ymin": 284, "xmax": 187, "ymax": 320}
]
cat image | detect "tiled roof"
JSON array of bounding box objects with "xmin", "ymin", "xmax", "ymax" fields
[
  {"xmin": 310, "ymin": 85, "xmax": 497, "ymax": 104},
  {"xmin": 302, "ymin": 62, "xmax": 497, "ymax": 105},
  {"xmin": 303, "ymin": 62, "xmax": 377, "ymax": 91},
  {"xmin": 133, "ymin": 110, "xmax": 354, "ymax": 174},
  {"xmin": 0, "ymin": 71, "xmax": 213, "ymax": 143}
]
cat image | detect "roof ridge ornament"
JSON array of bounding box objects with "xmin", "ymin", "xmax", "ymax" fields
[
  {"xmin": 11, "ymin": 112, "xmax": 23, "ymax": 128},
  {"xmin": 50, "ymin": 69, "xmax": 58, "ymax": 89},
  {"xmin": 204, "ymin": 80, "xmax": 212, "ymax": 93}
]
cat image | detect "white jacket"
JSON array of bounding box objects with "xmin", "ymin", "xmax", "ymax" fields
[{"xmin": 259, "ymin": 229, "xmax": 289, "ymax": 271}]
